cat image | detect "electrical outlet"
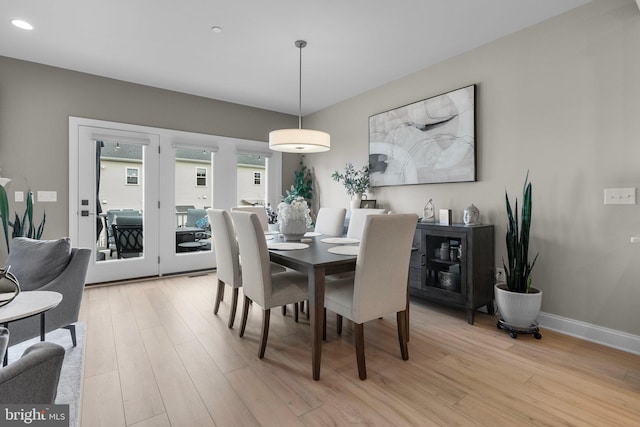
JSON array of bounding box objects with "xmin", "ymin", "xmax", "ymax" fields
[{"xmin": 495, "ymin": 268, "xmax": 506, "ymax": 283}]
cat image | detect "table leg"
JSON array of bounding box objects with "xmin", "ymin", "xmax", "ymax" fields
[
  {"xmin": 40, "ymin": 313, "xmax": 46, "ymax": 341},
  {"xmin": 2, "ymin": 322, "xmax": 7, "ymax": 367},
  {"xmin": 309, "ymin": 267, "xmax": 325, "ymax": 380}
]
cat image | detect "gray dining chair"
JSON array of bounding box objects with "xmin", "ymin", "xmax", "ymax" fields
[
  {"xmin": 314, "ymin": 207, "xmax": 347, "ymax": 236},
  {"xmin": 324, "ymin": 213, "xmax": 417, "ymax": 380},
  {"xmin": 230, "ymin": 211, "xmax": 309, "ymax": 358}
]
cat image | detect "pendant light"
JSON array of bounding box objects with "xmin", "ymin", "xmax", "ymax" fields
[{"xmin": 269, "ymin": 40, "xmax": 330, "ymax": 153}]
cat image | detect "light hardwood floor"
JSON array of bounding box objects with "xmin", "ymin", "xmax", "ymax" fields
[{"xmin": 79, "ymin": 273, "xmax": 640, "ymax": 426}]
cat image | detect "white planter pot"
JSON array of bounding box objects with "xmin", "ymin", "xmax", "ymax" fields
[
  {"xmin": 494, "ymin": 284, "xmax": 542, "ymax": 328},
  {"xmin": 279, "ymin": 218, "xmax": 307, "ymax": 241}
]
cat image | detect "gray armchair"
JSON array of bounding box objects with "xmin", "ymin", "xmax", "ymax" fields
[
  {"xmin": 0, "ymin": 327, "xmax": 65, "ymax": 404},
  {"xmin": 4, "ymin": 237, "xmax": 91, "ymax": 347}
]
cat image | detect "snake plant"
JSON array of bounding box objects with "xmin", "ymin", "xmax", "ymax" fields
[
  {"xmin": 0, "ymin": 185, "xmax": 9, "ymax": 252},
  {"xmin": 503, "ymin": 172, "xmax": 538, "ymax": 293}
]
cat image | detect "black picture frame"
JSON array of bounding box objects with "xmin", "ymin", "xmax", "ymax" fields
[
  {"xmin": 360, "ymin": 199, "xmax": 377, "ymax": 209},
  {"xmin": 369, "ymin": 84, "xmax": 476, "ymax": 187}
]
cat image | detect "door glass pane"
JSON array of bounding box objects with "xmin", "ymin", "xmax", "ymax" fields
[
  {"xmin": 96, "ymin": 141, "xmax": 144, "ymax": 261},
  {"xmin": 236, "ymin": 154, "xmax": 266, "ymax": 207},
  {"xmin": 175, "ymin": 148, "xmax": 213, "ymax": 253}
]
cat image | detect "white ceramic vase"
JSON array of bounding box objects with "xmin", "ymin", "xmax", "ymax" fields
[
  {"xmin": 494, "ymin": 284, "xmax": 542, "ymax": 328},
  {"xmin": 279, "ymin": 218, "xmax": 307, "ymax": 241},
  {"xmin": 349, "ymin": 193, "xmax": 363, "ymax": 211}
]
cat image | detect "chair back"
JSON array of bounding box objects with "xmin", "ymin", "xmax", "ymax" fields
[
  {"xmin": 351, "ymin": 214, "xmax": 417, "ymax": 323},
  {"xmin": 207, "ymin": 209, "xmax": 241, "ymax": 287},
  {"xmin": 232, "ymin": 206, "xmax": 269, "ymax": 231},
  {"xmin": 230, "ymin": 211, "xmax": 272, "ymax": 305},
  {"xmin": 346, "ymin": 208, "xmax": 386, "ymax": 240},
  {"xmin": 112, "ymin": 223, "xmax": 143, "ymax": 258},
  {"xmin": 314, "ymin": 207, "xmax": 346, "ymax": 236}
]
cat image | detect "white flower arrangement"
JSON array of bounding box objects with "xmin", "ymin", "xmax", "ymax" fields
[{"xmin": 277, "ymin": 196, "xmax": 312, "ymax": 227}]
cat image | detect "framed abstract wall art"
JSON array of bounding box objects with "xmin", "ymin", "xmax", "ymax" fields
[{"xmin": 369, "ymin": 84, "xmax": 476, "ymax": 187}]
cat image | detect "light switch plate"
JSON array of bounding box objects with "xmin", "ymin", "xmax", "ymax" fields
[
  {"xmin": 14, "ymin": 191, "xmax": 24, "ymax": 202},
  {"xmin": 604, "ymin": 188, "xmax": 636, "ymax": 205},
  {"xmin": 37, "ymin": 190, "xmax": 57, "ymax": 202}
]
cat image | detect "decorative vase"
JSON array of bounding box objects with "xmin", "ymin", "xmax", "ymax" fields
[
  {"xmin": 494, "ymin": 284, "xmax": 542, "ymax": 328},
  {"xmin": 0, "ymin": 265, "xmax": 21, "ymax": 308},
  {"xmin": 350, "ymin": 193, "xmax": 363, "ymax": 211},
  {"xmin": 279, "ymin": 218, "xmax": 307, "ymax": 241}
]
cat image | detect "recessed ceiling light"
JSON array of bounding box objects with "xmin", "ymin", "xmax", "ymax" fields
[
  {"xmin": 11, "ymin": 19, "xmax": 33, "ymax": 30},
  {"xmin": 211, "ymin": 26, "xmax": 223, "ymax": 33}
]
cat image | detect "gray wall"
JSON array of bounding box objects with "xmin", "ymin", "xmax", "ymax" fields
[
  {"xmin": 0, "ymin": 55, "xmax": 296, "ymax": 259},
  {"xmin": 303, "ymin": 0, "xmax": 640, "ymax": 335}
]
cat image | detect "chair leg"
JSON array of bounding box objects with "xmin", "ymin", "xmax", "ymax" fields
[
  {"xmin": 228, "ymin": 288, "xmax": 239, "ymax": 328},
  {"xmin": 259, "ymin": 309, "xmax": 271, "ymax": 359},
  {"xmin": 214, "ymin": 279, "xmax": 225, "ymax": 315},
  {"xmin": 282, "ymin": 305, "xmax": 287, "ymax": 315},
  {"xmin": 63, "ymin": 324, "xmax": 77, "ymax": 347},
  {"xmin": 239, "ymin": 296, "xmax": 251, "ymax": 337},
  {"xmin": 300, "ymin": 300, "xmax": 305, "ymax": 313},
  {"xmin": 294, "ymin": 302, "xmax": 299, "ymax": 323},
  {"xmin": 397, "ymin": 311, "xmax": 409, "ymax": 361},
  {"xmin": 354, "ymin": 323, "xmax": 366, "ymax": 380},
  {"xmin": 336, "ymin": 314, "xmax": 343, "ymax": 335}
]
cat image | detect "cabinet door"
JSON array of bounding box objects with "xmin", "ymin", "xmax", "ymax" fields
[{"xmin": 423, "ymin": 230, "xmax": 467, "ymax": 304}]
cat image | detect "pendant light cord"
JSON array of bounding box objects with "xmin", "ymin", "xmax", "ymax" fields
[{"xmin": 295, "ymin": 40, "xmax": 307, "ymax": 130}]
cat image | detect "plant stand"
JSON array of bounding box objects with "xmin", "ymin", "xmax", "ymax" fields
[{"xmin": 496, "ymin": 318, "xmax": 542, "ymax": 339}]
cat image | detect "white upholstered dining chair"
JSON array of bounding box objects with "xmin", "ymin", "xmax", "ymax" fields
[
  {"xmin": 231, "ymin": 206, "xmax": 270, "ymax": 232},
  {"xmin": 314, "ymin": 207, "xmax": 347, "ymax": 236},
  {"xmin": 325, "ymin": 213, "xmax": 418, "ymax": 380},
  {"xmin": 346, "ymin": 208, "xmax": 386, "ymax": 240},
  {"xmin": 207, "ymin": 209, "xmax": 242, "ymax": 328},
  {"xmin": 208, "ymin": 209, "xmax": 285, "ymax": 328},
  {"xmin": 230, "ymin": 211, "xmax": 309, "ymax": 358}
]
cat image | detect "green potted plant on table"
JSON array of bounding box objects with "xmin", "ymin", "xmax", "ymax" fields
[
  {"xmin": 331, "ymin": 163, "xmax": 370, "ymax": 210},
  {"xmin": 495, "ymin": 172, "xmax": 541, "ymax": 336}
]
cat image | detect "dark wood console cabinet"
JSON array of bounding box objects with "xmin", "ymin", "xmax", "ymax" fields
[{"xmin": 409, "ymin": 222, "xmax": 495, "ymax": 324}]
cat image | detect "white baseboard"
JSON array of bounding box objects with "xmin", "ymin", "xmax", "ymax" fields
[{"xmin": 538, "ymin": 311, "xmax": 640, "ymax": 356}]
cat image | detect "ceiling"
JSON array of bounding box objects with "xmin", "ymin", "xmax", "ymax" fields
[{"xmin": 1, "ymin": 0, "xmax": 590, "ymax": 116}]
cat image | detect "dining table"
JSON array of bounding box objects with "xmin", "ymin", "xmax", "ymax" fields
[{"xmin": 267, "ymin": 234, "xmax": 358, "ymax": 380}]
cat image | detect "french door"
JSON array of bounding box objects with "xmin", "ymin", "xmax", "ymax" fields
[{"xmin": 69, "ymin": 117, "xmax": 281, "ymax": 284}]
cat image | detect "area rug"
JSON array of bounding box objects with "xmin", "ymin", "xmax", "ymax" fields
[{"xmin": 7, "ymin": 322, "xmax": 85, "ymax": 427}]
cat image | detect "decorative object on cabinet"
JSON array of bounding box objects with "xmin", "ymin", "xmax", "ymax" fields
[
  {"xmin": 360, "ymin": 199, "xmax": 377, "ymax": 209},
  {"xmin": 463, "ymin": 203, "xmax": 480, "ymax": 225},
  {"xmin": 421, "ymin": 198, "xmax": 435, "ymax": 223},
  {"xmin": 495, "ymin": 172, "xmax": 542, "ymax": 339},
  {"xmin": 409, "ymin": 222, "xmax": 494, "ymax": 324},
  {"xmin": 369, "ymin": 84, "xmax": 476, "ymax": 187},
  {"xmin": 439, "ymin": 209, "xmax": 452, "ymax": 225}
]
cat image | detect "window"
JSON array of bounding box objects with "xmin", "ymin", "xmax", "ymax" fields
[
  {"xmin": 126, "ymin": 167, "xmax": 139, "ymax": 185},
  {"xmin": 253, "ymin": 171, "xmax": 262, "ymax": 185},
  {"xmin": 196, "ymin": 167, "xmax": 207, "ymax": 187}
]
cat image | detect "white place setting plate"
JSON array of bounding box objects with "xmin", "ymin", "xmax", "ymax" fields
[
  {"xmin": 320, "ymin": 237, "xmax": 360, "ymax": 244},
  {"xmin": 264, "ymin": 230, "xmax": 279, "ymax": 235},
  {"xmin": 268, "ymin": 242, "xmax": 309, "ymax": 250},
  {"xmin": 327, "ymin": 245, "xmax": 359, "ymax": 256}
]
